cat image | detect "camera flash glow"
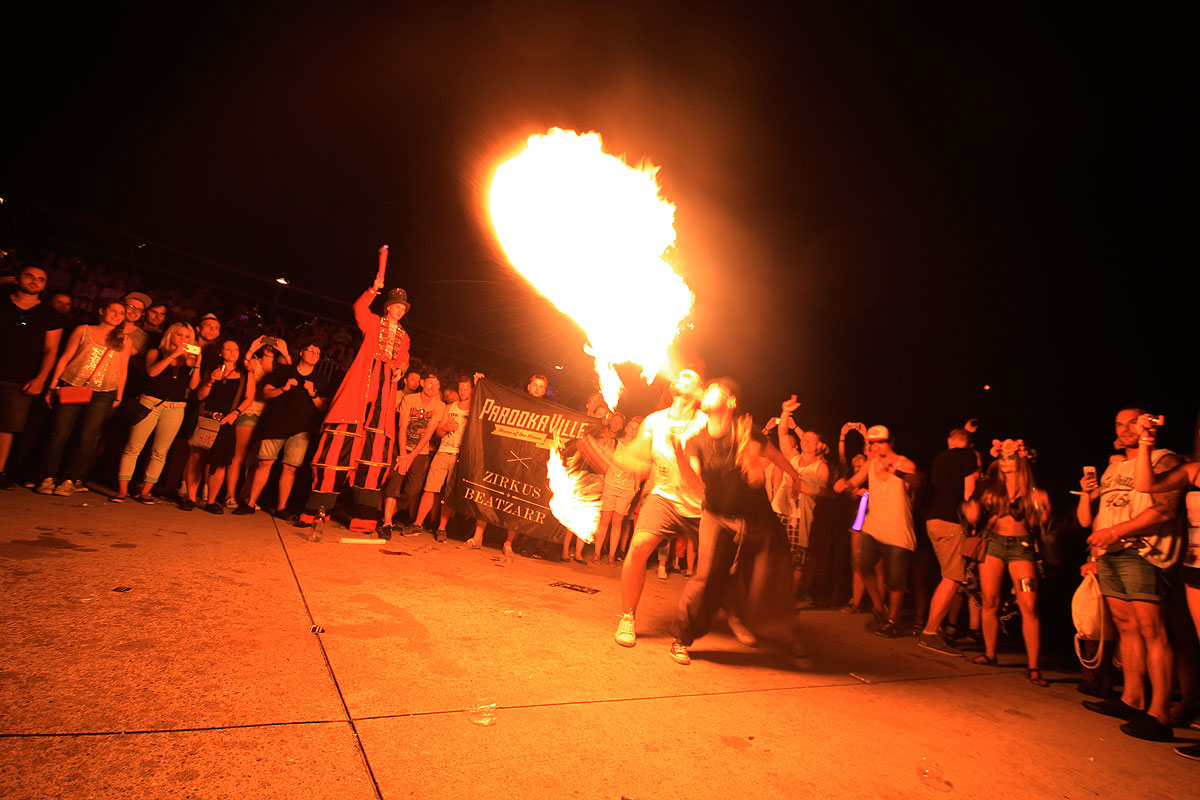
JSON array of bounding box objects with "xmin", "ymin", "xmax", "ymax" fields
[
  {"xmin": 983, "ymin": 384, "xmax": 991, "ymax": 391},
  {"xmin": 275, "ymin": 277, "xmax": 290, "ymax": 285}
]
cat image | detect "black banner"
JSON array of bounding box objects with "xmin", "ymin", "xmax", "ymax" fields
[{"xmin": 451, "ymin": 379, "xmax": 595, "ymax": 543}]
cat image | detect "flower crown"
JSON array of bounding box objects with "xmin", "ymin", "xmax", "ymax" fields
[{"xmin": 990, "ymin": 438, "xmax": 1035, "ymax": 461}]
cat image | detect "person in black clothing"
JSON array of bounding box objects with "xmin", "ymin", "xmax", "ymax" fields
[
  {"xmin": 916, "ymin": 424, "xmax": 981, "ymax": 656},
  {"xmin": 669, "ymin": 378, "xmax": 805, "ymax": 666},
  {"xmin": 179, "ymin": 339, "xmax": 249, "ymax": 512},
  {"xmin": 0, "ymin": 266, "xmax": 64, "ymax": 487},
  {"xmin": 235, "ymin": 344, "xmax": 330, "ymax": 516}
]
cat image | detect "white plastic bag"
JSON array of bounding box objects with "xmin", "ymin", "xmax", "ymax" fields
[{"xmin": 1072, "ymin": 572, "xmax": 1113, "ymax": 669}]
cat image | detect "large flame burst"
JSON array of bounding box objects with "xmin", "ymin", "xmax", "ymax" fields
[
  {"xmin": 488, "ymin": 128, "xmax": 694, "ymax": 541},
  {"xmin": 488, "ymin": 128, "xmax": 693, "ymax": 407}
]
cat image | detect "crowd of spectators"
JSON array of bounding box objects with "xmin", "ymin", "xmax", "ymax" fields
[{"xmin": 2, "ymin": 245, "xmax": 1198, "ymax": 762}]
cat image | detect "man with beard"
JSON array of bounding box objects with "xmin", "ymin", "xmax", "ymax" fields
[
  {"xmin": 613, "ymin": 369, "xmax": 707, "ymax": 648},
  {"xmin": 0, "ymin": 266, "xmax": 63, "ymax": 488}
]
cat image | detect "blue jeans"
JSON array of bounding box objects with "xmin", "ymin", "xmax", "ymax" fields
[{"xmin": 38, "ymin": 389, "xmax": 117, "ymax": 482}]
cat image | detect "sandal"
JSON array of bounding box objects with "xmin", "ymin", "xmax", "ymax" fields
[
  {"xmin": 135, "ymin": 496, "xmax": 155, "ymax": 506},
  {"xmin": 1025, "ymin": 668, "xmax": 1049, "ymax": 687},
  {"xmin": 108, "ymin": 495, "xmax": 127, "ymax": 504},
  {"xmin": 502, "ymin": 543, "xmax": 515, "ymax": 557},
  {"xmin": 458, "ymin": 539, "xmax": 481, "ymax": 550},
  {"xmin": 968, "ymin": 654, "xmax": 997, "ymax": 666}
]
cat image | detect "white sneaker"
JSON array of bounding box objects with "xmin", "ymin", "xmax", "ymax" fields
[
  {"xmin": 657, "ymin": 564, "xmax": 669, "ymax": 580},
  {"xmin": 35, "ymin": 478, "xmax": 56, "ymax": 495},
  {"xmin": 52, "ymin": 480, "xmax": 76, "ymax": 497},
  {"xmin": 615, "ymin": 613, "xmax": 636, "ymax": 647}
]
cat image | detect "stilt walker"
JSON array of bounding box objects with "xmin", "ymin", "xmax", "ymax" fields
[{"xmin": 300, "ymin": 246, "xmax": 409, "ymax": 531}]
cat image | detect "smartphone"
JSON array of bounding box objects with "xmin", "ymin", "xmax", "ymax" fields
[
  {"xmin": 263, "ymin": 337, "xmax": 278, "ymax": 348},
  {"xmin": 184, "ymin": 344, "xmax": 202, "ymax": 355},
  {"xmin": 1083, "ymin": 466, "xmax": 1097, "ymax": 483}
]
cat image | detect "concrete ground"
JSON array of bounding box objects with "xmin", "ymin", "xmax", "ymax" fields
[{"xmin": 0, "ymin": 487, "xmax": 1193, "ymax": 800}]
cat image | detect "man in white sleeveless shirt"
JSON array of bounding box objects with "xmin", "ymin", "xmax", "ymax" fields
[
  {"xmin": 613, "ymin": 369, "xmax": 706, "ymax": 647},
  {"xmin": 839, "ymin": 424, "xmax": 921, "ymax": 637}
]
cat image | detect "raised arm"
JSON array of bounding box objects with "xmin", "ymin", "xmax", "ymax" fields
[
  {"xmin": 778, "ymin": 395, "xmax": 800, "ymax": 460},
  {"xmin": 353, "ymin": 284, "xmax": 380, "ymax": 332},
  {"xmin": 1133, "ymin": 416, "xmax": 1195, "ymax": 493}
]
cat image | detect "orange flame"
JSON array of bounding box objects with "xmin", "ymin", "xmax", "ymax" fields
[
  {"xmin": 488, "ymin": 128, "xmax": 693, "ymax": 407},
  {"xmin": 546, "ymin": 446, "xmax": 602, "ymax": 542}
]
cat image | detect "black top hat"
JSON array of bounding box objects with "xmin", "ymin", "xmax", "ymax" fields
[{"xmin": 384, "ymin": 288, "xmax": 409, "ymax": 309}]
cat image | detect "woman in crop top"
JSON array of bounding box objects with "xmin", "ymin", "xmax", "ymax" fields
[{"xmin": 962, "ymin": 438, "xmax": 1050, "ymax": 685}]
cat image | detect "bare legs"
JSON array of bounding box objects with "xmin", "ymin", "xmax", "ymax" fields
[
  {"xmin": 467, "ymin": 521, "xmax": 518, "ymax": 555},
  {"xmin": 224, "ymin": 424, "xmax": 254, "ymax": 504},
  {"xmin": 620, "ymin": 531, "xmax": 663, "ymax": 614},
  {"xmin": 183, "ymin": 447, "xmax": 206, "ymax": 503},
  {"xmin": 1108, "ymin": 596, "xmax": 1175, "ymax": 724}
]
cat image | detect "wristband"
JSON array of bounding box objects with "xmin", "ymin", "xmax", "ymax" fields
[{"xmin": 1138, "ymin": 436, "xmax": 1155, "ymax": 445}]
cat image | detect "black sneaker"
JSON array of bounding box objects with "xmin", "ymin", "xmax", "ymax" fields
[
  {"xmin": 435, "ymin": 529, "xmax": 447, "ymax": 543},
  {"xmin": 917, "ymin": 633, "xmax": 962, "ymax": 656},
  {"xmin": 204, "ymin": 502, "xmax": 225, "ymax": 515},
  {"xmin": 178, "ymin": 499, "xmax": 195, "ymax": 511},
  {"xmin": 1120, "ymin": 712, "xmax": 1174, "ymax": 742},
  {"xmin": 874, "ymin": 620, "xmax": 903, "ymax": 638},
  {"xmin": 0, "ymin": 473, "xmax": 15, "ymax": 490},
  {"xmin": 232, "ymin": 504, "xmax": 256, "ymax": 516},
  {"xmin": 377, "ymin": 524, "xmax": 393, "ymax": 540},
  {"xmin": 401, "ymin": 524, "xmax": 423, "ymax": 537},
  {"xmin": 1082, "ymin": 699, "xmax": 1141, "ymax": 721},
  {"xmin": 1176, "ymin": 744, "xmax": 1200, "ymax": 761}
]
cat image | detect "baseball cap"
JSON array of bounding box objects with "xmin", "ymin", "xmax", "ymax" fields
[
  {"xmin": 198, "ymin": 313, "xmax": 220, "ymax": 324},
  {"xmin": 866, "ymin": 425, "xmax": 890, "ymax": 442},
  {"xmin": 123, "ymin": 291, "xmax": 152, "ymax": 309}
]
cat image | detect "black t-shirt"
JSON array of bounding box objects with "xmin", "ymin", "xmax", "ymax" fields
[
  {"xmin": 0, "ymin": 292, "xmax": 64, "ymax": 382},
  {"xmin": 926, "ymin": 447, "xmax": 978, "ymax": 522},
  {"xmin": 685, "ymin": 427, "xmax": 774, "ymax": 519},
  {"xmin": 258, "ymin": 365, "xmax": 331, "ymax": 439}
]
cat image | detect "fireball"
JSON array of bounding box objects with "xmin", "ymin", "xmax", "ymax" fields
[{"xmin": 487, "ymin": 128, "xmax": 693, "ymax": 407}]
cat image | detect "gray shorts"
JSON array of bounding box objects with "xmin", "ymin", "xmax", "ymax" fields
[
  {"xmin": 423, "ymin": 451, "xmax": 458, "ymax": 493},
  {"xmin": 1098, "ymin": 548, "xmax": 1173, "ymax": 603},
  {"xmin": 633, "ymin": 494, "xmax": 699, "ymax": 541},
  {"xmin": 258, "ymin": 432, "xmax": 310, "ymax": 467}
]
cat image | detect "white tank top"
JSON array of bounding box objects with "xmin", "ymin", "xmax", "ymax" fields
[
  {"xmin": 861, "ymin": 458, "xmax": 916, "ymax": 551},
  {"xmin": 643, "ymin": 406, "xmax": 707, "ymax": 518}
]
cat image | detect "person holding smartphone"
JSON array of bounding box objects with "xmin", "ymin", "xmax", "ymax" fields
[
  {"xmin": 112, "ymin": 322, "xmax": 202, "ymax": 503},
  {"xmin": 1078, "ymin": 406, "xmax": 1184, "ymax": 742}
]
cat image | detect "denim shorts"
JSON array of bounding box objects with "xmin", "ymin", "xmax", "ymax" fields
[
  {"xmin": 1097, "ymin": 547, "xmax": 1173, "ymax": 603},
  {"xmin": 985, "ymin": 534, "xmax": 1036, "ymax": 564}
]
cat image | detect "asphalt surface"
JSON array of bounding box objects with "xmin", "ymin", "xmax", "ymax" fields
[{"xmin": 0, "ymin": 487, "xmax": 1192, "ymax": 799}]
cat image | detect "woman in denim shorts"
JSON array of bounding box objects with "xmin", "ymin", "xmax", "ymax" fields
[{"xmin": 963, "ymin": 438, "xmax": 1051, "ymax": 686}]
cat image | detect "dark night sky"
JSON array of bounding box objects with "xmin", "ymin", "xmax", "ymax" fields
[{"xmin": 2, "ymin": 2, "xmax": 1192, "ymax": 495}]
